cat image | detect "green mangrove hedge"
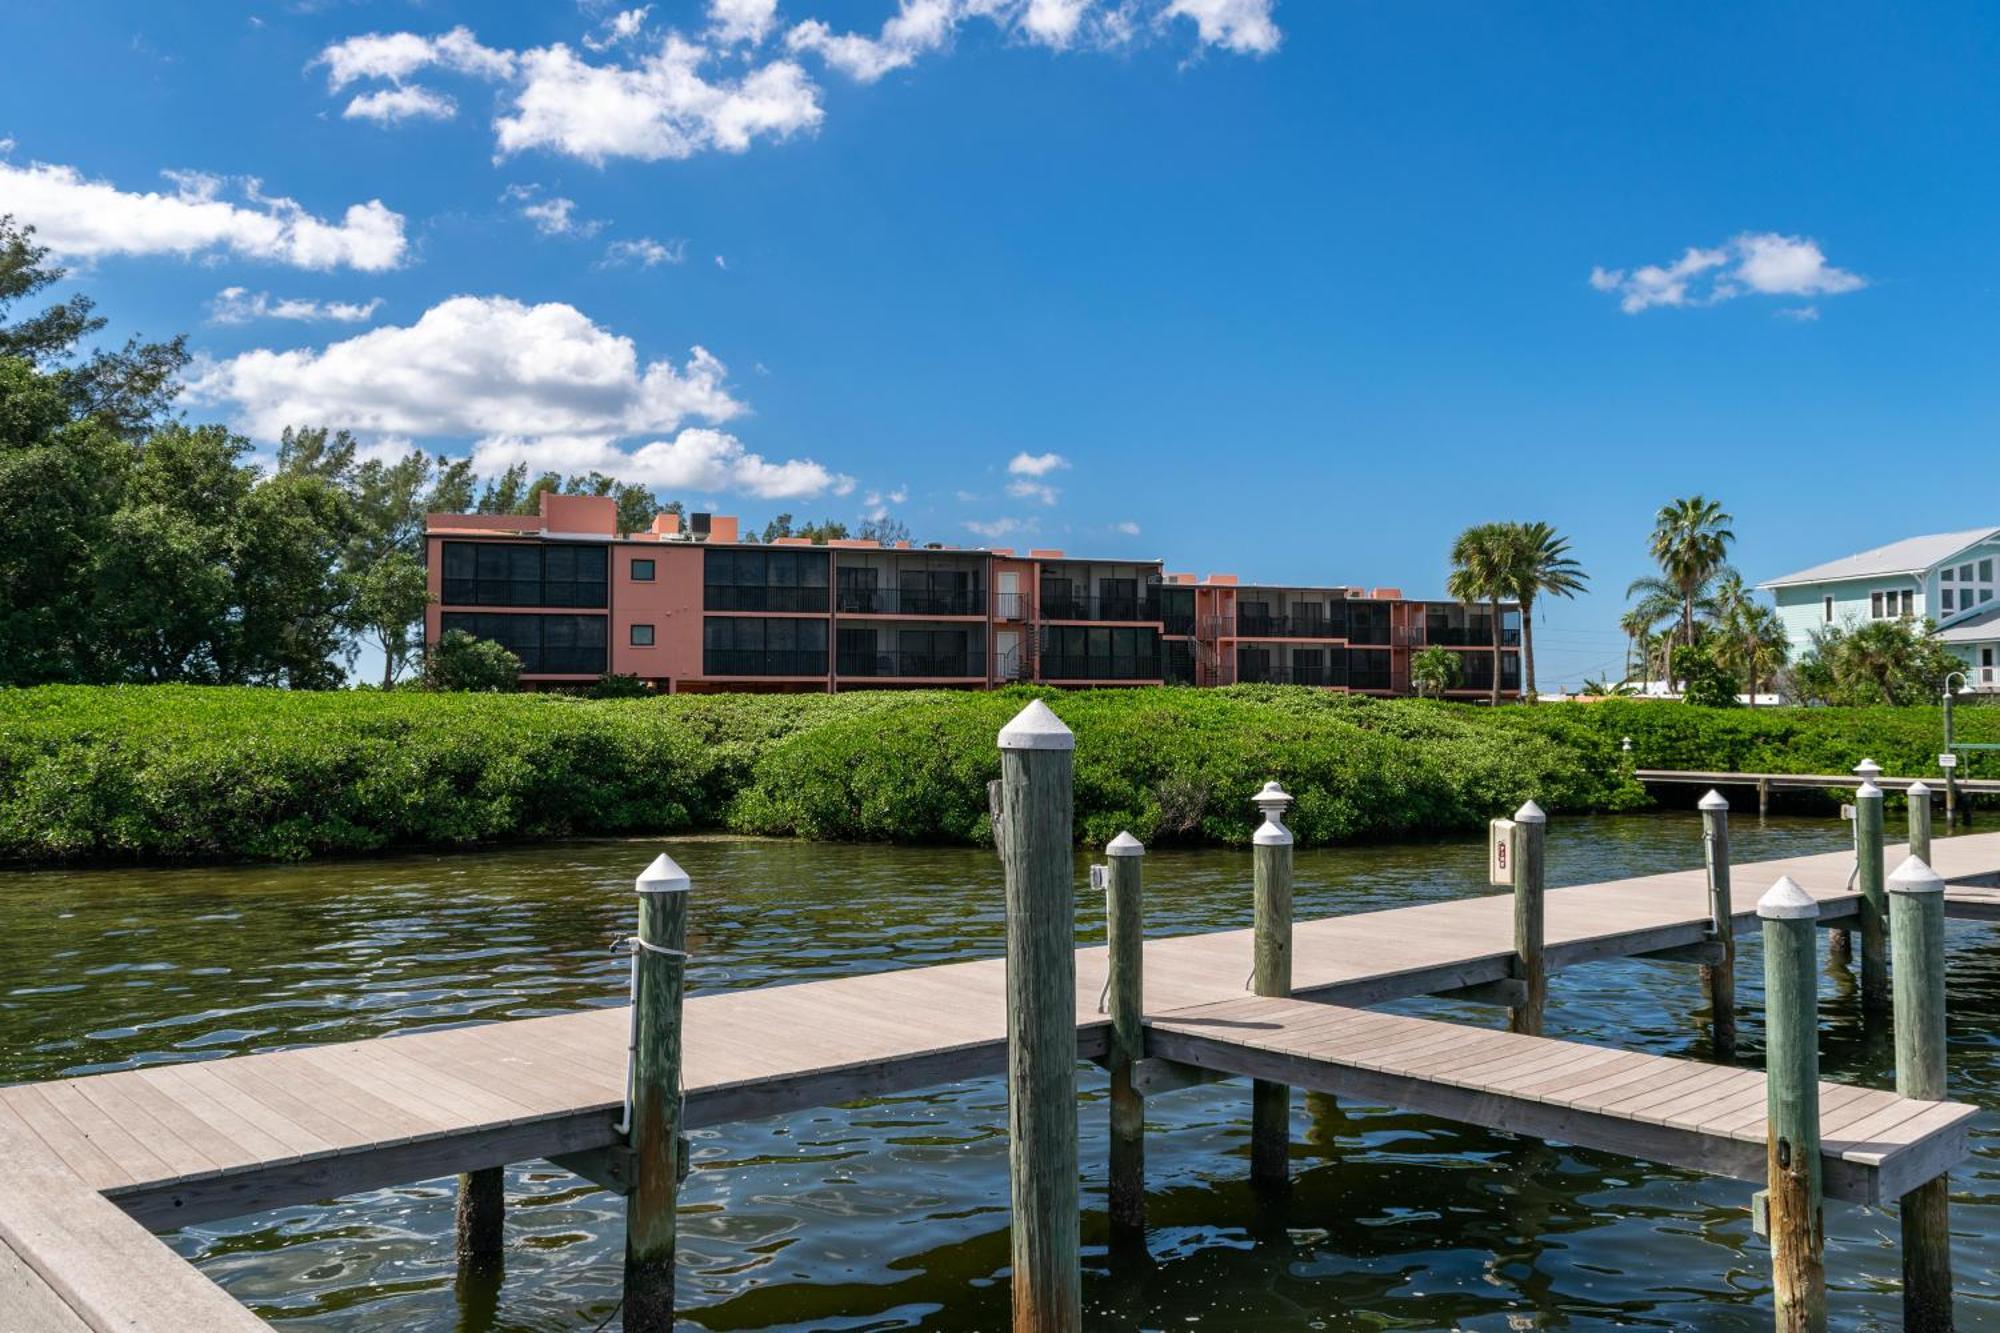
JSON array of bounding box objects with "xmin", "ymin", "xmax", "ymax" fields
[{"xmin": 0, "ymin": 685, "xmax": 1992, "ymax": 864}]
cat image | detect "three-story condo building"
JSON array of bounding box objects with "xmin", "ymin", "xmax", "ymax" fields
[
  {"xmin": 1761, "ymin": 526, "xmax": 2000, "ymax": 692},
  {"xmin": 424, "ymin": 495, "xmax": 1523, "ymax": 698}
]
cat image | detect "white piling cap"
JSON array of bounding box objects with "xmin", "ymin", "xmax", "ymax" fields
[
  {"xmin": 1907, "ymin": 780, "xmax": 1932, "ymax": 798},
  {"xmin": 1514, "ymin": 799, "xmax": 1547, "ymax": 824},
  {"xmin": 1252, "ymin": 780, "xmax": 1293, "ymax": 812},
  {"xmin": 1855, "ymin": 758, "xmax": 1883, "ymax": 780},
  {"xmin": 997, "ymin": 699, "xmax": 1074, "ymax": 751},
  {"xmin": 1889, "ymin": 854, "xmax": 1946, "ymax": 896},
  {"xmin": 1252, "ymin": 781, "xmax": 1294, "ymax": 846},
  {"xmin": 1106, "ymin": 831, "xmax": 1145, "ymax": 857},
  {"xmin": 1857, "ymin": 780, "xmax": 1883, "ymax": 800},
  {"xmin": 1698, "ymin": 789, "xmax": 1730, "ymax": 812},
  {"xmin": 1757, "ymin": 875, "xmax": 1818, "ymax": 919},
  {"xmin": 636, "ymin": 852, "xmax": 691, "ymax": 894}
]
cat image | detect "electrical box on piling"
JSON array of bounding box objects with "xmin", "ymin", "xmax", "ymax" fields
[{"xmin": 1489, "ymin": 818, "xmax": 1516, "ymax": 886}]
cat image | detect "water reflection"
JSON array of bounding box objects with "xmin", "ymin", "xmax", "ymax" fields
[{"xmin": 2, "ymin": 815, "xmax": 1995, "ymax": 1328}]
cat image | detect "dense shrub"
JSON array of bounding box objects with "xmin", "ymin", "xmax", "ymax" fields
[{"xmin": 0, "ymin": 686, "xmax": 1991, "ymax": 864}]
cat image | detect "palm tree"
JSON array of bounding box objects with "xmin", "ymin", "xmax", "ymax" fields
[
  {"xmin": 1504, "ymin": 521, "xmax": 1589, "ymax": 702},
  {"xmin": 1618, "ymin": 603, "xmax": 1666, "ymax": 690},
  {"xmin": 1628, "ymin": 496, "xmax": 1734, "ymax": 689},
  {"xmin": 1447, "ymin": 522, "xmax": 1516, "ymax": 705},
  {"xmin": 1410, "ymin": 645, "xmax": 1461, "ymax": 699},
  {"xmin": 1709, "ymin": 570, "xmax": 1790, "ymax": 707}
]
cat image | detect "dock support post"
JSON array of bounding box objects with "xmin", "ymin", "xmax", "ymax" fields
[
  {"xmin": 1758, "ymin": 778, "xmax": 1771, "ymax": 819},
  {"xmin": 1509, "ymin": 801, "xmax": 1548, "ymax": 1038},
  {"xmin": 1760, "ymin": 876, "xmax": 1826, "ymax": 1333},
  {"xmin": 1699, "ymin": 790, "xmax": 1737, "ymax": 1059},
  {"xmin": 1856, "ymin": 766, "xmax": 1889, "ymax": 1017},
  {"xmin": 997, "ymin": 700, "xmax": 1081, "ymax": 1333},
  {"xmin": 1104, "ymin": 830, "xmax": 1146, "ymax": 1250},
  {"xmin": 1250, "ymin": 781, "xmax": 1294, "ymax": 1192},
  {"xmin": 1909, "ymin": 782, "xmax": 1934, "ymax": 866},
  {"xmin": 454, "ymin": 1167, "xmax": 504, "ymax": 1270},
  {"xmin": 1890, "ymin": 855, "xmax": 1954, "ymax": 1331},
  {"xmin": 624, "ymin": 853, "xmax": 691, "ymax": 1332}
]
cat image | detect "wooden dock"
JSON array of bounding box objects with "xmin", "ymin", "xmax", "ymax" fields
[
  {"xmin": 1638, "ymin": 767, "xmax": 2000, "ymax": 796},
  {"xmin": 5, "ymin": 824, "xmax": 1998, "ymax": 1329}
]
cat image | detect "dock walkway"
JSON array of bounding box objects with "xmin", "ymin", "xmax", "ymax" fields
[{"xmin": 5, "ymin": 829, "xmax": 1999, "ymax": 1328}]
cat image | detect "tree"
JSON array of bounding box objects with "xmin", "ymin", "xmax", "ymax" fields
[
  {"xmin": 1673, "ymin": 640, "xmax": 1740, "ymax": 708},
  {"xmin": 1710, "ymin": 572, "xmax": 1789, "ymax": 707},
  {"xmin": 423, "ymin": 629, "xmax": 521, "ymax": 692},
  {"xmin": 859, "ymin": 516, "xmax": 911, "ymax": 544},
  {"xmin": 1628, "ymin": 496, "xmax": 1734, "ymax": 689},
  {"xmin": 1619, "ymin": 603, "xmax": 1666, "ymax": 690},
  {"xmin": 350, "ymin": 552, "xmax": 432, "ymax": 687},
  {"xmin": 1447, "ymin": 522, "xmax": 1516, "ymax": 705},
  {"xmin": 1504, "ymin": 520, "xmax": 1588, "ymax": 701},
  {"xmin": 1410, "ymin": 646, "xmax": 1462, "ymax": 699}
]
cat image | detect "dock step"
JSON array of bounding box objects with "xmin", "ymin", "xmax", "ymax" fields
[{"xmin": 1145, "ymin": 996, "xmax": 1977, "ymax": 1207}]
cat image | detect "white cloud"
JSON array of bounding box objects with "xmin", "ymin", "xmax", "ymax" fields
[
  {"xmin": 1161, "ymin": 0, "xmax": 1280, "ymax": 55},
  {"xmin": 862, "ymin": 484, "xmax": 910, "ymax": 520},
  {"xmin": 187, "ymin": 294, "xmax": 744, "ymax": 442},
  {"xmin": 0, "ymin": 159, "xmax": 407, "ymax": 271},
  {"xmin": 209, "ymin": 287, "xmax": 383, "ymax": 324},
  {"xmin": 1008, "ymin": 450, "xmax": 1069, "ymax": 477},
  {"xmin": 343, "ymin": 86, "xmax": 457, "ymax": 123},
  {"xmin": 714, "ymin": 253, "xmax": 729, "ymax": 269},
  {"xmin": 785, "ymin": 1, "xmax": 958, "ymax": 83},
  {"xmin": 1021, "ymin": 0, "xmax": 1095, "ymax": 48},
  {"xmin": 584, "ymin": 6, "xmax": 653, "ymax": 52},
  {"xmin": 502, "ymin": 185, "xmax": 602, "ymax": 237},
  {"xmin": 1007, "ymin": 479, "xmax": 1060, "ymax": 505},
  {"xmin": 475, "ymin": 427, "xmax": 853, "ymax": 499},
  {"xmin": 1776, "ymin": 305, "xmax": 1820, "ymax": 323},
  {"xmin": 710, "ymin": 0, "xmax": 780, "ymax": 46},
  {"xmin": 1115, "ymin": 519, "xmax": 1141, "ymax": 535},
  {"xmin": 965, "ymin": 517, "xmax": 1023, "ymax": 538},
  {"xmin": 1591, "ymin": 232, "xmax": 1865, "ymax": 315},
  {"xmin": 602, "ymin": 236, "xmax": 687, "ymax": 267},
  {"xmin": 315, "ymin": 26, "xmax": 516, "ymax": 88}
]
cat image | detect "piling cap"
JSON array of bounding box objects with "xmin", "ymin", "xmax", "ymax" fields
[
  {"xmin": 997, "ymin": 699, "xmax": 1074, "ymax": 751},
  {"xmin": 1889, "ymin": 854, "xmax": 1946, "ymax": 896},
  {"xmin": 1907, "ymin": 780, "xmax": 1932, "ymax": 798},
  {"xmin": 1252, "ymin": 781, "xmax": 1294, "ymax": 846},
  {"xmin": 1106, "ymin": 831, "xmax": 1145, "ymax": 858},
  {"xmin": 1857, "ymin": 780, "xmax": 1883, "ymax": 800},
  {"xmin": 1252, "ymin": 780, "xmax": 1293, "ymax": 814},
  {"xmin": 1757, "ymin": 875, "xmax": 1818, "ymax": 920},
  {"xmin": 1855, "ymin": 758, "xmax": 1883, "ymax": 781},
  {"xmin": 1698, "ymin": 789, "xmax": 1730, "ymax": 812},
  {"xmin": 636, "ymin": 852, "xmax": 691, "ymax": 894},
  {"xmin": 1514, "ymin": 799, "xmax": 1547, "ymax": 824}
]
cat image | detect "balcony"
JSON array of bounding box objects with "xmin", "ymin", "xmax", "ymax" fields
[
  {"xmin": 836, "ymin": 649, "xmax": 986, "ymax": 679},
  {"xmin": 701, "ymin": 650, "xmax": 828, "ymax": 677},
  {"xmin": 1040, "ymin": 655, "xmax": 1160, "ymax": 681},
  {"xmin": 1038, "ymin": 592, "xmax": 1159, "ymax": 623},
  {"xmin": 1235, "ymin": 665, "xmax": 1343, "ymax": 686},
  {"xmin": 1233, "ymin": 613, "xmax": 1343, "ymax": 639},
  {"xmin": 1967, "ymin": 666, "xmax": 2000, "ymax": 692},
  {"xmin": 1421, "ymin": 623, "xmax": 1522, "ymax": 648},
  {"xmin": 834, "ymin": 587, "xmax": 985, "ymax": 617}
]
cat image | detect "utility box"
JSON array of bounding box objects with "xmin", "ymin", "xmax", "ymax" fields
[{"xmin": 1489, "ymin": 818, "xmax": 1517, "ymax": 886}]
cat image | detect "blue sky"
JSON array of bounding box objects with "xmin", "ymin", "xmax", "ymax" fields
[{"xmin": 4, "ymin": 1, "xmax": 1998, "ymax": 688}]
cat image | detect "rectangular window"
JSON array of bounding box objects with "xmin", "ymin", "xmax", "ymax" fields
[
  {"xmin": 1903, "ymin": 590, "xmax": 1916, "ymax": 617},
  {"xmin": 439, "ymin": 613, "xmax": 607, "ymax": 674},
  {"xmin": 1983, "ymin": 559, "xmax": 1994, "ymax": 583},
  {"xmin": 1823, "ymin": 594, "xmax": 1834, "ymax": 622},
  {"xmin": 439, "ymin": 541, "xmax": 608, "ymax": 608},
  {"xmin": 1040, "ymin": 625, "xmax": 1160, "ymax": 680},
  {"xmin": 1943, "ymin": 589, "xmax": 1957, "ymax": 613},
  {"xmin": 631, "ymin": 558, "xmax": 655, "ymax": 582},
  {"xmin": 1871, "ymin": 591, "xmax": 1885, "ymax": 619},
  {"xmin": 702, "ymin": 616, "xmax": 828, "ymax": 675},
  {"xmin": 1963, "ymin": 564, "xmax": 1976, "ymax": 583},
  {"xmin": 1942, "ymin": 568, "xmax": 1955, "ymax": 583},
  {"xmin": 630, "ymin": 623, "xmax": 655, "ymax": 646},
  {"xmin": 704, "ymin": 548, "xmax": 829, "ymax": 612}
]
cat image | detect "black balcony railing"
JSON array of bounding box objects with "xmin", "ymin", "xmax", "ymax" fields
[
  {"xmin": 836, "ymin": 650, "xmax": 986, "ymax": 678},
  {"xmin": 1041, "ymin": 654, "xmax": 1160, "ymax": 680},
  {"xmin": 1235, "ymin": 666, "xmax": 1342, "ymax": 686},
  {"xmin": 1235, "ymin": 613, "xmax": 1342, "ymax": 639},
  {"xmin": 702, "ymin": 650, "xmax": 828, "ymax": 677},
  {"xmin": 834, "ymin": 588, "xmax": 985, "ymax": 616},
  {"xmin": 1422, "ymin": 622, "xmax": 1522, "ymax": 647},
  {"xmin": 1038, "ymin": 593, "xmax": 1158, "ymax": 622}
]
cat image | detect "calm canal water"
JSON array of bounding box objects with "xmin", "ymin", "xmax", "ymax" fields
[{"xmin": 4, "ymin": 814, "xmax": 1999, "ymax": 1330}]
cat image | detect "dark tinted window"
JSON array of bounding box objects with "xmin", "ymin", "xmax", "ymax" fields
[
  {"xmin": 702, "ymin": 616, "xmax": 828, "ymax": 675},
  {"xmin": 631, "ymin": 558, "xmax": 656, "ymax": 582},
  {"xmin": 704, "ymin": 548, "xmax": 829, "ymax": 611},
  {"xmin": 439, "ymin": 613, "xmax": 607, "ymax": 674},
  {"xmin": 440, "ymin": 541, "xmax": 607, "ymax": 608}
]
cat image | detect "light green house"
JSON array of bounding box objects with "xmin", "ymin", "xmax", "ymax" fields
[{"xmin": 1760, "ymin": 526, "xmax": 2000, "ymax": 692}]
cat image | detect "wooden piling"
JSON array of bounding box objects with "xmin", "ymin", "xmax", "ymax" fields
[
  {"xmin": 625, "ymin": 852, "xmax": 691, "ymax": 1332},
  {"xmin": 1699, "ymin": 789, "xmax": 1737, "ymax": 1059},
  {"xmin": 1509, "ymin": 801, "xmax": 1548, "ymax": 1038},
  {"xmin": 1758, "ymin": 777, "xmax": 1771, "ymax": 818},
  {"xmin": 1856, "ymin": 777, "xmax": 1889, "ymax": 1016},
  {"xmin": 1890, "ymin": 855, "xmax": 1953, "ymax": 1331},
  {"xmin": 1250, "ymin": 781, "xmax": 1294, "ymax": 1191},
  {"xmin": 1104, "ymin": 830, "xmax": 1146, "ymax": 1247},
  {"xmin": 997, "ymin": 700, "xmax": 1081, "ymax": 1333},
  {"xmin": 454, "ymin": 1166, "xmax": 504, "ymax": 1269},
  {"xmin": 1909, "ymin": 781, "xmax": 1934, "ymax": 866},
  {"xmin": 1760, "ymin": 876, "xmax": 1826, "ymax": 1333}
]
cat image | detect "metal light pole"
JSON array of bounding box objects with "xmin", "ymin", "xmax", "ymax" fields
[{"xmin": 1943, "ymin": 673, "xmax": 1966, "ymax": 828}]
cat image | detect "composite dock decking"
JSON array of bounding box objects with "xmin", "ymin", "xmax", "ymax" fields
[{"xmin": 4, "ymin": 829, "xmax": 1999, "ymax": 1329}]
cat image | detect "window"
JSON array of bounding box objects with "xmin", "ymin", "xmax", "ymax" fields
[
  {"xmin": 1942, "ymin": 567, "xmax": 1955, "ymax": 583},
  {"xmin": 1823, "ymin": 595, "xmax": 1834, "ymax": 623},
  {"xmin": 1040, "ymin": 625, "xmax": 1160, "ymax": 679},
  {"xmin": 631, "ymin": 558, "xmax": 655, "ymax": 582},
  {"xmin": 1984, "ymin": 559, "xmax": 1995, "ymax": 583},
  {"xmin": 439, "ymin": 613, "xmax": 607, "ymax": 674},
  {"xmin": 630, "ymin": 623, "xmax": 655, "ymax": 646},
  {"xmin": 440, "ymin": 541, "xmax": 607, "ymax": 608},
  {"xmin": 702, "ymin": 616, "xmax": 828, "ymax": 675},
  {"xmin": 704, "ymin": 548, "xmax": 829, "ymax": 612},
  {"xmin": 1943, "ymin": 589, "xmax": 1956, "ymax": 613},
  {"xmin": 1871, "ymin": 591, "xmax": 1885, "ymax": 619},
  {"xmin": 1963, "ymin": 564, "xmax": 1975, "ymax": 583}
]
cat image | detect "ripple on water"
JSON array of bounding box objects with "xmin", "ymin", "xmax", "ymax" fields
[{"xmin": 3, "ymin": 815, "xmax": 1997, "ymax": 1329}]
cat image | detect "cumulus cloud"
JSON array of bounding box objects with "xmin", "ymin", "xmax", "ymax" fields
[
  {"xmin": 1590, "ymin": 232, "xmax": 1865, "ymax": 314},
  {"xmin": 502, "ymin": 184, "xmax": 601, "ymax": 237},
  {"xmin": 584, "ymin": 6, "xmax": 653, "ymax": 52},
  {"xmin": 602, "ymin": 236, "xmax": 687, "ymax": 267},
  {"xmin": 209, "ymin": 287, "xmax": 383, "ymax": 324},
  {"xmin": 1161, "ymin": 0, "xmax": 1281, "ymax": 55},
  {"xmin": 1008, "ymin": 450, "xmax": 1069, "ymax": 477},
  {"xmin": 965, "ymin": 517, "xmax": 1023, "ymax": 538},
  {"xmin": 343, "ymin": 86, "xmax": 457, "ymax": 123},
  {"xmin": 1115, "ymin": 519, "xmax": 1141, "ymax": 535},
  {"xmin": 475, "ymin": 427, "xmax": 853, "ymax": 499},
  {"xmin": 0, "ymin": 159, "xmax": 407, "ymax": 271},
  {"xmin": 862, "ymin": 484, "xmax": 909, "ymax": 521},
  {"xmin": 1007, "ymin": 479, "xmax": 1060, "ymax": 505},
  {"xmin": 710, "ymin": 0, "xmax": 780, "ymax": 46},
  {"xmin": 315, "ymin": 26, "xmax": 516, "ymax": 88}
]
